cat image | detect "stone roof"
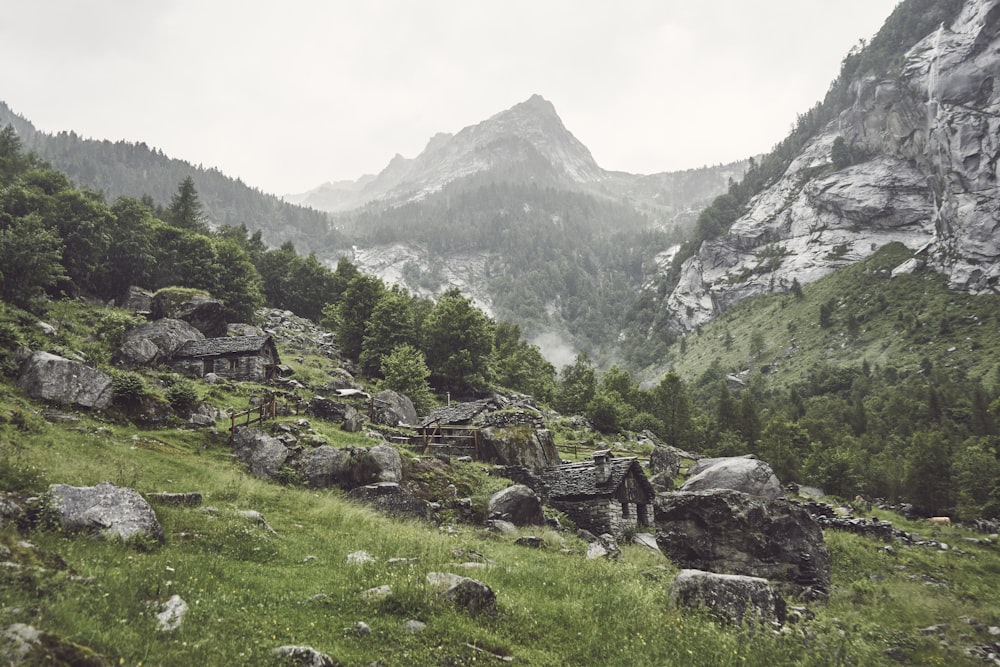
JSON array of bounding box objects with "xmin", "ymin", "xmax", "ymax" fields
[
  {"xmin": 541, "ymin": 456, "xmax": 652, "ymax": 500},
  {"xmin": 173, "ymin": 335, "xmax": 277, "ymax": 360},
  {"xmin": 418, "ymin": 398, "xmax": 499, "ymax": 428}
]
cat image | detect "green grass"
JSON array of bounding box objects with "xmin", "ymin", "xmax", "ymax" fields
[
  {"xmin": 3, "ymin": 296, "xmax": 1000, "ymax": 665},
  {"xmin": 660, "ymin": 243, "xmax": 1000, "ymax": 392}
]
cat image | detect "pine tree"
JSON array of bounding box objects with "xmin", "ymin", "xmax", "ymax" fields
[{"xmin": 165, "ymin": 176, "xmax": 208, "ymax": 233}]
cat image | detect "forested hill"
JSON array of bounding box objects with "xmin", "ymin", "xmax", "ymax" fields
[{"xmin": 0, "ymin": 101, "xmax": 334, "ymax": 253}]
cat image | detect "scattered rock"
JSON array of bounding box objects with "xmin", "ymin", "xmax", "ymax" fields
[
  {"xmin": 17, "ymin": 352, "xmax": 113, "ymax": 410},
  {"xmin": 272, "ymin": 645, "xmax": 338, "ymax": 667},
  {"xmin": 427, "ymin": 572, "xmax": 496, "ymax": 616},
  {"xmin": 145, "ymin": 492, "xmax": 203, "ymax": 507},
  {"xmin": 515, "ymin": 536, "xmax": 545, "ymax": 548},
  {"xmin": 586, "ymin": 533, "xmax": 621, "ymax": 561},
  {"xmin": 155, "ymin": 595, "xmax": 188, "ymax": 632},
  {"xmin": 354, "ymin": 621, "xmax": 371, "ymax": 637},
  {"xmin": 0, "ymin": 623, "xmax": 106, "ymax": 666},
  {"xmin": 47, "ymin": 482, "xmax": 163, "ymax": 543},
  {"xmin": 670, "ymin": 569, "xmax": 786, "ymax": 628},
  {"xmin": 487, "ymin": 485, "xmax": 545, "ymax": 526},
  {"xmin": 403, "ymin": 620, "xmax": 427, "ymax": 634},
  {"xmin": 362, "ymin": 585, "xmax": 392, "ymax": 601},
  {"xmin": 230, "ymin": 427, "xmax": 291, "ymax": 479},
  {"xmin": 346, "ymin": 482, "xmax": 428, "ymax": 520},
  {"xmin": 237, "ymin": 509, "xmax": 278, "ymax": 535},
  {"xmin": 346, "ymin": 550, "xmax": 376, "ymax": 565}
]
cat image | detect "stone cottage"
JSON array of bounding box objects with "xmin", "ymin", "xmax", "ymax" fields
[
  {"xmin": 169, "ymin": 336, "xmax": 280, "ymax": 382},
  {"xmin": 541, "ymin": 450, "xmax": 655, "ymax": 539}
]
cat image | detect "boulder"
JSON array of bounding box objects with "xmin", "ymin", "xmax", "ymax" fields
[
  {"xmin": 681, "ymin": 456, "xmax": 784, "ymax": 499},
  {"xmin": 271, "ymin": 645, "xmax": 337, "ymax": 667},
  {"xmin": 346, "ymin": 482, "xmax": 428, "ymax": 520},
  {"xmin": 669, "ymin": 569, "xmax": 786, "ymax": 628},
  {"xmin": 1, "ymin": 623, "xmax": 105, "ymax": 666},
  {"xmin": 655, "ymin": 489, "xmax": 829, "ymax": 597},
  {"xmin": 479, "ymin": 427, "xmax": 561, "ymax": 473},
  {"xmin": 586, "ymin": 533, "xmax": 622, "ymax": 561},
  {"xmin": 649, "ymin": 471, "xmax": 675, "ymax": 493},
  {"xmin": 487, "ymin": 484, "xmax": 546, "ymax": 526},
  {"xmin": 151, "ymin": 293, "xmax": 227, "ymax": 337},
  {"xmin": 114, "ymin": 318, "xmax": 204, "ymax": 368},
  {"xmin": 369, "ymin": 442, "xmax": 403, "ymax": 483},
  {"xmin": 426, "ymin": 572, "xmax": 496, "ymax": 617},
  {"xmin": 47, "ymin": 481, "xmax": 163, "ymax": 543},
  {"xmin": 18, "ymin": 352, "xmax": 113, "ymax": 410},
  {"xmin": 0, "ymin": 496, "xmax": 25, "ymax": 528},
  {"xmin": 649, "ymin": 445, "xmax": 682, "ymax": 478},
  {"xmin": 372, "ymin": 389, "xmax": 417, "ymax": 426},
  {"xmin": 306, "ymin": 396, "xmax": 359, "ymax": 424},
  {"xmin": 230, "ymin": 427, "xmax": 291, "ymax": 479},
  {"xmin": 296, "ymin": 446, "xmax": 350, "ymax": 488},
  {"xmin": 118, "ymin": 286, "xmax": 153, "ymax": 314}
]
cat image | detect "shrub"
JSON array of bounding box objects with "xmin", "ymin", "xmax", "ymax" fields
[
  {"xmin": 165, "ymin": 378, "xmax": 199, "ymax": 414},
  {"xmin": 111, "ymin": 370, "xmax": 150, "ymax": 407}
]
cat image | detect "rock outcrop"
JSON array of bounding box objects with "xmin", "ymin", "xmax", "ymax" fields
[
  {"xmin": 47, "ymin": 482, "xmax": 163, "ymax": 543},
  {"xmin": 680, "ymin": 456, "xmax": 784, "ymax": 499},
  {"xmin": 18, "ymin": 352, "xmax": 113, "ymax": 409},
  {"xmin": 114, "ymin": 318, "xmax": 204, "ymax": 368},
  {"xmin": 487, "ymin": 484, "xmax": 546, "ymax": 526},
  {"xmin": 655, "ymin": 489, "xmax": 829, "ymax": 597},
  {"xmin": 151, "ymin": 293, "xmax": 227, "ymax": 337},
  {"xmin": 660, "ymin": 0, "xmax": 1000, "ymax": 332},
  {"xmin": 669, "ymin": 569, "xmax": 786, "ymax": 627},
  {"xmin": 478, "ymin": 427, "xmax": 561, "ymax": 473}
]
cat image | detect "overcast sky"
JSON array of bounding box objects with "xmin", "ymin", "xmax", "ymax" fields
[{"xmin": 2, "ymin": 1, "xmax": 899, "ymax": 197}]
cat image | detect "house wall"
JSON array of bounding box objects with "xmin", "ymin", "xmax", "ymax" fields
[
  {"xmin": 552, "ymin": 498, "xmax": 624, "ymax": 538},
  {"xmin": 552, "ymin": 497, "xmax": 653, "ymax": 540},
  {"xmin": 169, "ymin": 353, "xmax": 270, "ymax": 382}
]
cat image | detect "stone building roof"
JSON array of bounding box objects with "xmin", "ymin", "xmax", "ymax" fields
[
  {"xmin": 174, "ymin": 335, "xmax": 278, "ymax": 360},
  {"xmin": 418, "ymin": 398, "xmax": 500, "ymax": 428},
  {"xmin": 541, "ymin": 454, "xmax": 653, "ymax": 500}
]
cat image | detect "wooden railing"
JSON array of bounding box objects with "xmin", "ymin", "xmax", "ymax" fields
[
  {"xmin": 420, "ymin": 423, "xmax": 480, "ymax": 458},
  {"xmin": 227, "ymin": 394, "xmax": 279, "ymax": 439}
]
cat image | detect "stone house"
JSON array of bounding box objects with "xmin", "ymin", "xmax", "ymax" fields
[
  {"xmin": 541, "ymin": 450, "xmax": 655, "ymax": 539},
  {"xmin": 169, "ymin": 335, "xmax": 280, "ymax": 382}
]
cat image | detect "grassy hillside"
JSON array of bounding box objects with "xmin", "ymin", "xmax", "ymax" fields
[
  {"xmin": 660, "ymin": 243, "xmax": 1000, "ymax": 392},
  {"xmin": 2, "ymin": 298, "xmax": 1000, "ymax": 666}
]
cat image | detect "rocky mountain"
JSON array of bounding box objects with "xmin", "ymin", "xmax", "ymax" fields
[
  {"xmin": 289, "ymin": 95, "xmax": 599, "ymax": 213},
  {"xmin": 659, "ymin": 0, "xmax": 999, "ymax": 333},
  {"xmin": 288, "ymin": 94, "xmax": 745, "ymax": 221}
]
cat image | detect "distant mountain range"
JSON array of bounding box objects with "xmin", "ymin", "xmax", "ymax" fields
[{"xmin": 287, "ymin": 94, "xmax": 746, "ymax": 225}]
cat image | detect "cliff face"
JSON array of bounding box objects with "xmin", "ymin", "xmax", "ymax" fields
[{"xmin": 663, "ymin": 0, "xmax": 999, "ymax": 332}]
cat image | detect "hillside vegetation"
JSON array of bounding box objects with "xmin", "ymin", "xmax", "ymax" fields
[{"xmin": 2, "ymin": 298, "xmax": 999, "ymax": 666}]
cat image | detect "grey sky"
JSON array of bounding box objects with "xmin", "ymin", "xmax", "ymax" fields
[{"xmin": 1, "ymin": 1, "xmax": 898, "ymax": 196}]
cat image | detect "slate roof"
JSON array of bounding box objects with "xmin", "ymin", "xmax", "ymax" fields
[
  {"xmin": 541, "ymin": 457, "xmax": 653, "ymax": 499},
  {"xmin": 418, "ymin": 398, "xmax": 499, "ymax": 428},
  {"xmin": 174, "ymin": 335, "xmax": 278, "ymax": 359}
]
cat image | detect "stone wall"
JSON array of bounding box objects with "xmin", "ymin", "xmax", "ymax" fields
[{"xmin": 552, "ymin": 498, "xmax": 634, "ymax": 538}]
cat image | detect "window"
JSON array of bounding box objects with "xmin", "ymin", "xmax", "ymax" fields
[{"xmin": 228, "ymin": 358, "xmax": 239, "ymax": 370}]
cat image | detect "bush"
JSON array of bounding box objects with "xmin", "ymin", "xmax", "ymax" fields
[
  {"xmin": 165, "ymin": 378, "xmax": 199, "ymax": 414},
  {"xmin": 111, "ymin": 370, "xmax": 150, "ymax": 407}
]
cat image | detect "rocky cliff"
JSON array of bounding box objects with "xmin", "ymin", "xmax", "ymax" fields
[
  {"xmin": 661, "ymin": 0, "xmax": 999, "ymax": 332},
  {"xmin": 288, "ymin": 95, "xmax": 604, "ymax": 212}
]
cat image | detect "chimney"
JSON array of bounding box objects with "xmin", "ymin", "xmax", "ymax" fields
[{"xmin": 593, "ymin": 449, "xmax": 613, "ymax": 485}]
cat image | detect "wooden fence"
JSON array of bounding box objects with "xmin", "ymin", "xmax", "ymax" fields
[{"xmin": 227, "ymin": 394, "xmax": 279, "ymax": 439}]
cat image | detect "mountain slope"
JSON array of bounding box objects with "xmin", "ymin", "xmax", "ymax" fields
[
  {"xmin": 654, "ymin": 0, "xmax": 997, "ymax": 334},
  {"xmin": 0, "ymin": 101, "xmax": 333, "ymax": 252}
]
